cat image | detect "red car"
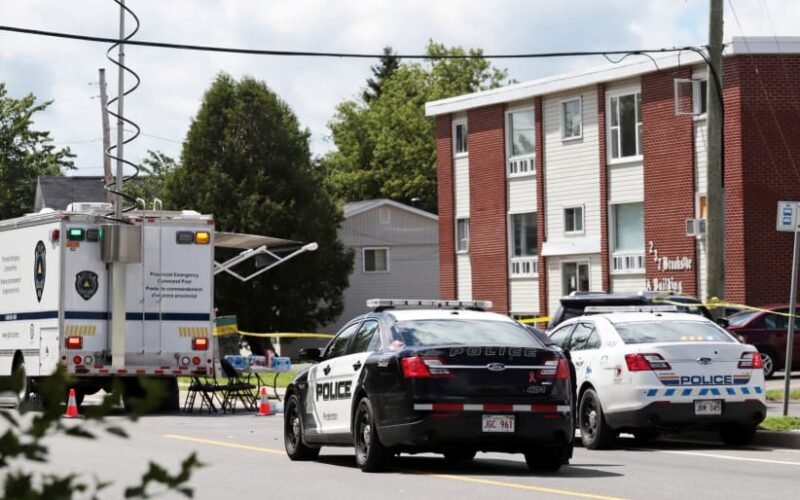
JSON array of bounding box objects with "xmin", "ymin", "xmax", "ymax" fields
[{"xmin": 726, "ymin": 304, "xmax": 800, "ymax": 378}]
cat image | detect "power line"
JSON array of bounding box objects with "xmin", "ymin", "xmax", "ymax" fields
[{"xmin": 0, "ymin": 24, "xmax": 704, "ymax": 60}]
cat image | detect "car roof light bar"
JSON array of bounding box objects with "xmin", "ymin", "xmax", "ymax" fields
[
  {"xmin": 584, "ymin": 305, "xmax": 679, "ymax": 313},
  {"xmin": 366, "ymin": 298, "xmax": 493, "ymax": 311}
]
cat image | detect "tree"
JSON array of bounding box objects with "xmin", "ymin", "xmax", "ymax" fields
[
  {"xmin": 0, "ymin": 83, "xmax": 74, "ymax": 219},
  {"xmin": 322, "ymin": 41, "xmax": 509, "ymax": 213},
  {"xmin": 362, "ymin": 46, "xmax": 400, "ymax": 103},
  {"xmin": 125, "ymin": 150, "xmax": 178, "ymax": 206},
  {"xmin": 164, "ymin": 74, "xmax": 352, "ymax": 342}
]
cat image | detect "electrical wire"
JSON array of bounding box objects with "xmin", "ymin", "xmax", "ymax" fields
[{"xmin": 0, "ymin": 24, "xmax": 703, "ymax": 61}]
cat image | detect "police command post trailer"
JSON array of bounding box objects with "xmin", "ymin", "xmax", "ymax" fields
[{"xmin": 0, "ymin": 205, "xmax": 216, "ymax": 408}]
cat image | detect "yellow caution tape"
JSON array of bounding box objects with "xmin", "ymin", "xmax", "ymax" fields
[
  {"xmin": 214, "ymin": 324, "xmax": 239, "ymax": 336},
  {"xmin": 213, "ymin": 328, "xmax": 334, "ymax": 339},
  {"xmin": 654, "ymin": 296, "xmax": 798, "ymax": 319},
  {"xmin": 518, "ymin": 317, "xmax": 551, "ymax": 325}
]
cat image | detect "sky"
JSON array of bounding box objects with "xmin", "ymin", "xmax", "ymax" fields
[{"xmin": 1, "ymin": 0, "xmax": 799, "ymax": 178}]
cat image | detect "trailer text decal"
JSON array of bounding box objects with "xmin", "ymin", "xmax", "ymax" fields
[{"xmin": 34, "ymin": 241, "xmax": 46, "ymax": 302}]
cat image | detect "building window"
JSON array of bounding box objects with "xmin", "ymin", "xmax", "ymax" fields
[
  {"xmin": 611, "ymin": 202, "xmax": 645, "ymax": 274},
  {"xmin": 363, "ymin": 248, "xmax": 389, "ymax": 273},
  {"xmin": 509, "ymin": 212, "xmax": 538, "ymax": 277},
  {"xmin": 693, "ymin": 79, "xmax": 708, "ymax": 116},
  {"xmin": 564, "ymin": 206, "xmax": 584, "ymax": 234},
  {"xmin": 456, "ymin": 218, "xmax": 470, "ymax": 252},
  {"xmin": 506, "ymin": 108, "xmax": 535, "ymax": 176},
  {"xmin": 697, "ymin": 193, "xmax": 707, "ymax": 219},
  {"xmin": 609, "ymin": 91, "xmax": 642, "ymax": 160},
  {"xmin": 561, "ymin": 97, "xmax": 582, "ymax": 140},
  {"xmin": 453, "ymin": 119, "xmax": 468, "ymax": 156},
  {"xmin": 563, "ymin": 262, "xmax": 590, "ymax": 294}
]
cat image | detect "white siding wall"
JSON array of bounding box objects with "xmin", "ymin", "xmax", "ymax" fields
[
  {"xmin": 546, "ymin": 254, "xmax": 602, "ymax": 316},
  {"xmin": 508, "ymin": 177, "xmax": 536, "ymax": 213},
  {"xmin": 608, "ymin": 164, "xmax": 643, "ymax": 203},
  {"xmin": 611, "ymin": 275, "xmax": 646, "ymax": 292},
  {"xmin": 510, "ymin": 279, "xmax": 539, "ymax": 314},
  {"xmin": 695, "ymin": 119, "xmax": 708, "ymax": 300},
  {"xmin": 457, "ymin": 254, "xmax": 472, "ymax": 301},
  {"xmin": 544, "ymin": 88, "xmax": 601, "ymax": 245}
]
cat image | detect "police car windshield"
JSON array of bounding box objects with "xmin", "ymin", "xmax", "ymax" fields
[
  {"xmin": 393, "ymin": 320, "xmax": 544, "ymax": 347},
  {"xmin": 614, "ymin": 321, "xmax": 736, "ymax": 345}
]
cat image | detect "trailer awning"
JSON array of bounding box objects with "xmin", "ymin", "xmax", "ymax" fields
[{"xmin": 214, "ymin": 232, "xmax": 303, "ymax": 251}]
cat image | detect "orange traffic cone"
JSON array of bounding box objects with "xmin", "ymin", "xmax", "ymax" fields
[
  {"xmin": 63, "ymin": 388, "xmax": 80, "ymax": 418},
  {"xmin": 256, "ymin": 386, "xmax": 272, "ymax": 416}
]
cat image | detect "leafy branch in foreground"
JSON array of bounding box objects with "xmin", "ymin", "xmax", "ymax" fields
[{"xmin": 0, "ymin": 368, "xmax": 203, "ymax": 498}]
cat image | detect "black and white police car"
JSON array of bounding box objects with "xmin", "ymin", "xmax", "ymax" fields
[
  {"xmin": 283, "ymin": 299, "xmax": 574, "ymax": 472},
  {"xmin": 547, "ymin": 306, "xmax": 767, "ymax": 449}
]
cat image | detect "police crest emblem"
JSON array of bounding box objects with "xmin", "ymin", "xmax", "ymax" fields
[
  {"xmin": 34, "ymin": 240, "xmax": 46, "ymax": 302},
  {"xmin": 75, "ymin": 271, "xmax": 99, "ymax": 301}
]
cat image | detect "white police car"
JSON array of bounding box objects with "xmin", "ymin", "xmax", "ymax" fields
[
  {"xmin": 284, "ymin": 299, "xmax": 574, "ymax": 472},
  {"xmin": 547, "ymin": 306, "xmax": 766, "ymax": 449}
]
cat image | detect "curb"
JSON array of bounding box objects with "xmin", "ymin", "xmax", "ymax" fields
[{"xmin": 664, "ymin": 429, "xmax": 800, "ymax": 449}]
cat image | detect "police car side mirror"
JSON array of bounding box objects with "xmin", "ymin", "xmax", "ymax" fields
[
  {"xmin": 298, "ymin": 348, "xmax": 323, "ymax": 363},
  {"xmin": 716, "ymin": 318, "xmax": 730, "ymax": 329}
]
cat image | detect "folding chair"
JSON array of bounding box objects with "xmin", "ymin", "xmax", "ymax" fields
[
  {"xmin": 219, "ymin": 358, "xmax": 257, "ymax": 413},
  {"xmin": 183, "ymin": 376, "xmax": 224, "ymax": 413}
]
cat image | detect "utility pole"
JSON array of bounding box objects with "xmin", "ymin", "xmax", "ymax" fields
[
  {"xmin": 706, "ymin": 0, "xmax": 725, "ymax": 310},
  {"xmin": 98, "ymin": 68, "xmax": 113, "ymax": 205}
]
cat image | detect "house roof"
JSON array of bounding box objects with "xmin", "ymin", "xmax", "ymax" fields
[
  {"xmin": 37, "ymin": 176, "xmax": 107, "ymax": 210},
  {"xmin": 343, "ymin": 199, "xmax": 438, "ymax": 221},
  {"xmin": 425, "ymin": 36, "xmax": 800, "ymax": 117}
]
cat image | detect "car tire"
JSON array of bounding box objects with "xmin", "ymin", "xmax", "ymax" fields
[
  {"xmin": 758, "ymin": 348, "xmax": 777, "ymax": 379},
  {"xmin": 524, "ymin": 445, "xmax": 569, "ymax": 472},
  {"xmin": 719, "ymin": 424, "xmax": 758, "ymax": 446},
  {"xmin": 284, "ymin": 394, "xmax": 320, "ymax": 461},
  {"xmin": 443, "ymin": 449, "xmax": 477, "ymax": 463},
  {"xmin": 12, "ymin": 358, "xmax": 31, "ymax": 408},
  {"xmin": 579, "ymin": 388, "xmax": 616, "ymax": 450},
  {"xmin": 354, "ymin": 397, "xmax": 389, "ymax": 472}
]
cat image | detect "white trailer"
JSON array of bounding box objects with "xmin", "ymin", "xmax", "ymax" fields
[{"xmin": 0, "ymin": 204, "xmax": 315, "ymax": 410}]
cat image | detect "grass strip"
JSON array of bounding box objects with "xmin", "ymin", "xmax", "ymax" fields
[
  {"xmin": 765, "ymin": 389, "xmax": 800, "ymax": 402},
  {"xmin": 759, "ymin": 416, "xmax": 800, "ymax": 432}
]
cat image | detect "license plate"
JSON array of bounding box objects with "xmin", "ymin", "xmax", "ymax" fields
[
  {"xmin": 482, "ymin": 414, "xmax": 515, "ymax": 433},
  {"xmin": 694, "ymin": 399, "xmax": 723, "ymax": 416}
]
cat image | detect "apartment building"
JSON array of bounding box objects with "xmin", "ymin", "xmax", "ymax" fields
[{"xmin": 427, "ymin": 37, "xmax": 800, "ymax": 317}]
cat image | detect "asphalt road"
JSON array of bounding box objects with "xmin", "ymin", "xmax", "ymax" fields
[{"xmin": 7, "ymin": 409, "xmax": 800, "ymax": 500}]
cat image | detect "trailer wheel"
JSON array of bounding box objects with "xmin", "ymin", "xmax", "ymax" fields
[{"xmin": 12, "ymin": 357, "xmax": 31, "ymax": 408}]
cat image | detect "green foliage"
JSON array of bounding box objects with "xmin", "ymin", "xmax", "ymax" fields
[
  {"xmin": 0, "ymin": 83, "xmax": 74, "ymax": 219},
  {"xmin": 759, "ymin": 416, "xmax": 800, "ymax": 431},
  {"xmin": 164, "ymin": 73, "xmax": 353, "ymax": 337},
  {"xmin": 0, "ymin": 369, "xmax": 202, "ymax": 498},
  {"xmin": 765, "ymin": 388, "xmax": 800, "ymax": 401},
  {"xmin": 125, "ymin": 150, "xmax": 178, "ymax": 206},
  {"xmin": 322, "ymin": 41, "xmax": 510, "ymax": 213}
]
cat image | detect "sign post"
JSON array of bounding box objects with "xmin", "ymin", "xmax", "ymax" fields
[{"xmin": 776, "ymin": 201, "xmax": 799, "ymax": 417}]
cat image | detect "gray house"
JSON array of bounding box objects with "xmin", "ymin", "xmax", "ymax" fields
[
  {"xmin": 34, "ymin": 176, "xmax": 107, "ymax": 211},
  {"xmin": 325, "ymin": 199, "xmax": 440, "ymax": 333}
]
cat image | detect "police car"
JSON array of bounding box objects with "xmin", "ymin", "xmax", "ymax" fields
[
  {"xmin": 283, "ymin": 299, "xmax": 574, "ymax": 472},
  {"xmin": 547, "ymin": 306, "xmax": 767, "ymax": 449}
]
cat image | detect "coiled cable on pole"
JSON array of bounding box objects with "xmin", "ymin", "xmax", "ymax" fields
[{"xmin": 104, "ymin": 0, "xmax": 141, "ymax": 221}]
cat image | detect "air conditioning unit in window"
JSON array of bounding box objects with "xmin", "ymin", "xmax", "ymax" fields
[{"xmin": 685, "ymin": 218, "xmax": 707, "ymax": 238}]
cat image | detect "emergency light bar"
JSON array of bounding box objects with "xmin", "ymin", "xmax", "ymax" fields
[
  {"xmin": 584, "ymin": 305, "xmax": 679, "ymax": 313},
  {"xmin": 366, "ymin": 299, "xmax": 493, "ymax": 310}
]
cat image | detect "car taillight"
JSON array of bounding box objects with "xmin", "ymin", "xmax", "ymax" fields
[
  {"xmin": 738, "ymin": 352, "xmax": 763, "ymax": 369},
  {"xmin": 66, "ymin": 336, "xmax": 82, "ymax": 349},
  {"xmin": 625, "ymin": 353, "xmax": 671, "ymax": 371},
  {"xmin": 400, "ymin": 356, "xmax": 451, "ymax": 378},
  {"xmin": 192, "ymin": 337, "xmax": 208, "ymax": 351},
  {"xmin": 539, "ymin": 358, "xmax": 570, "ymax": 379}
]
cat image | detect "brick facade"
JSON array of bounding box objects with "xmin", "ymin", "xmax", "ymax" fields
[
  {"xmin": 641, "ymin": 67, "xmax": 698, "ymax": 297},
  {"xmin": 597, "ymin": 84, "xmax": 611, "ymax": 291},
  {"xmin": 435, "ymin": 115, "xmax": 456, "ymax": 300},
  {"xmin": 467, "ymin": 105, "xmax": 509, "ymax": 313},
  {"xmin": 535, "ymin": 96, "xmax": 548, "ymax": 315}
]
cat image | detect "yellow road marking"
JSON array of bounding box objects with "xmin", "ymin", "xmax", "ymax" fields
[
  {"xmin": 165, "ymin": 433, "xmax": 624, "ymax": 499},
  {"xmin": 163, "ymin": 434, "xmax": 285, "ymax": 455},
  {"xmin": 419, "ymin": 473, "xmax": 625, "ymax": 500}
]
